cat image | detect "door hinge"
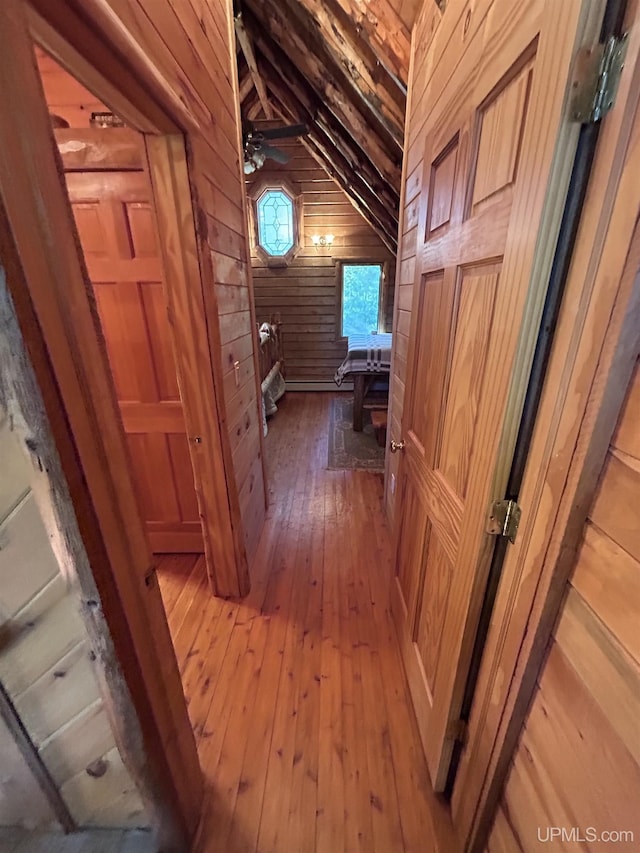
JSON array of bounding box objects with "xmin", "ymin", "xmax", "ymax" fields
[
  {"xmin": 447, "ymin": 718, "xmax": 468, "ymax": 747},
  {"xmin": 486, "ymin": 499, "xmax": 521, "ymax": 544},
  {"xmin": 571, "ymin": 33, "xmax": 628, "ymax": 123}
]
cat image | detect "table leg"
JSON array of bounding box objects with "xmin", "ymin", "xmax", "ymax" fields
[{"xmin": 353, "ymin": 374, "xmax": 365, "ymax": 431}]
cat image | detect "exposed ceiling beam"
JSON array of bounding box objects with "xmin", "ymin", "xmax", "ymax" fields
[
  {"xmin": 243, "ymin": 1, "xmax": 402, "ymax": 193},
  {"xmin": 248, "ymin": 18, "xmax": 399, "ymax": 210},
  {"xmin": 238, "ymin": 68, "xmax": 254, "ymax": 104},
  {"xmin": 332, "ymin": 0, "xmax": 412, "ymax": 86},
  {"xmin": 234, "ymin": 12, "xmax": 273, "ymax": 119},
  {"xmin": 246, "ymin": 95, "xmax": 264, "ymax": 120},
  {"xmin": 272, "ymin": 0, "xmax": 406, "ymax": 145}
]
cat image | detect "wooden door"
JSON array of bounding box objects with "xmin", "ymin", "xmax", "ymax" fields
[
  {"xmin": 392, "ymin": 0, "xmax": 602, "ymax": 790},
  {"xmin": 60, "ymin": 129, "xmax": 204, "ymax": 553}
]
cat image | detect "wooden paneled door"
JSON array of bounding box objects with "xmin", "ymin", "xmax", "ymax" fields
[
  {"xmin": 392, "ymin": 0, "xmax": 604, "ymax": 790},
  {"xmin": 60, "ymin": 129, "xmax": 204, "ymax": 553}
]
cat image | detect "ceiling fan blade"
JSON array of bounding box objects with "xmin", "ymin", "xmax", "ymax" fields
[
  {"xmin": 260, "ymin": 124, "xmax": 308, "ymax": 140},
  {"xmin": 261, "ymin": 143, "xmax": 290, "ymax": 165}
]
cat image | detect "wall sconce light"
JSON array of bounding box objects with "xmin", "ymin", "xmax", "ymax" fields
[{"xmin": 311, "ymin": 234, "xmax": 335, "ymax": 247}]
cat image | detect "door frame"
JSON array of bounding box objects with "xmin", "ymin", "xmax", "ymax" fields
[
  {"xmin": 27, "ymin": 0, "xmax": 252, "ymax": 599},
  {"xmin": 0, "ymin": 0, "xmax": 256, "ymax": 843},
  {"xmin": 446, "ymin": 2, "xmax": 640, "ymax": 849}
]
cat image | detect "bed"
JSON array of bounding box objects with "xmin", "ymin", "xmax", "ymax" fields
[
  {"xmin": 258, "ymin": 318, "xmax": 286, "ymax": 434},
  {"xmin": 334, "ymin": 333, "xmax": 392, "ymax": 431}
]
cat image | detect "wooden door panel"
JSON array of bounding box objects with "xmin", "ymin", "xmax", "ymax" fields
[
  {"xmin": 93, "ymin": 281, "xmax": 161, "ymax": 402},
  {"xmin": 407, "ymin": 270, "xmax": 457, "ymax": 460},
  {"xmin": 128, "ymin": 433, "xmax": 183, "ymax": 521},
  {"xmin": 427, "ymin": 136, "xmax": 460, "ymax": 235},
  {"xmin": 396, "ymin": 482, "xmax": 429, "ymax": 618},
  {"xmin": 71, "ymin": 202, "xmax": 108, "ymax": 255},
  {"xmin": 415, "ymin": 531, "xmax": 453, "ymax": 694},
  {"xmin": 469, "ymin": 60, "xmax": 533, "ymax": 211},
  {"xmin": 65, "ymin": 162, "xmax": 203, "ymax": 553},
  {"xmin": 438, "ymin": 263, "xmax": 501, "ymax": 499},
  {"xmin": 393, "ymin": 0, "xmax": 597, "ymax": 790},
  {"xmin": 126, "ymin": 202, "xmax": 159, "ymax": 257}
]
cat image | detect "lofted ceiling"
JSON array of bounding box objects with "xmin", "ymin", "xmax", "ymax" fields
[{"xmin": 234, "ymin": 0, "xmax": 424, "ymax": 251}]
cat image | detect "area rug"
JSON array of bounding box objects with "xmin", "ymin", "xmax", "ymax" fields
[{"xmin": 327, "ymin": 396, "xmax": 386, "ymax": 471}]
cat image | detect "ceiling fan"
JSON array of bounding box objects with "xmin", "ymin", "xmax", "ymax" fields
[{"xmin": 242, "ymin": 120, "xmax": 308, "ymax": 174}]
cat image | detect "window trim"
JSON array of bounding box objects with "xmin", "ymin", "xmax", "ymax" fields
[
  {"xmin": 248, "ymin": 178, "xmax": 303, "ymax": 266},
  {"xmin": 336, "ymin": 260, "xmax": 387, "ymax": 341}
]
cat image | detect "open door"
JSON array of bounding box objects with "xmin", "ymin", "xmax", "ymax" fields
[
  {"xmin": 391, "ymin": 0, "xmax": 604, "ymax": 790},
  {"xmin": 60, "ymin": 130, "xmax": 204, "ymax": 553}
]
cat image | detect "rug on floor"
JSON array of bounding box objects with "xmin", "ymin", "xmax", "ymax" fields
[{"xmin": 327, "ymin": 396, "xmax": 386, "ymax": 471}]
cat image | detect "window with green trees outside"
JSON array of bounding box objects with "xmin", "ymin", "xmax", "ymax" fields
[{"xmin": 340, "ymin": 263, "xmax": 383, "ymax": 336}]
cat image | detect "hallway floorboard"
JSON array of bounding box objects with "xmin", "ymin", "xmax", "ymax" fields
[{"xmin": 158, "ymin": 393, "xmax": 454, "ymax": 853}]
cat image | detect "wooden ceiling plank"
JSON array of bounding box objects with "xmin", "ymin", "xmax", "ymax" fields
[
  {"xmin": 278, "ymin": 0, "xmax": 406, "ymax": 143},
  {"xmin": 234, "ymin": 13, "xmax": 273, "ymax": 119},
  {"xmin": 332, "ymin": 0, "xmax": 412, "ymax": 86},
  {"xmin": 252, "ymin": 0, "xmax": 402, "ymax": 157},
  {"xmin": 243, "ymin": 4, "xmax": 401, "ymax": 194}
]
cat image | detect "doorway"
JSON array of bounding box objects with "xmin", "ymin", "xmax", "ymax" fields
[{"xmin": 36, "ymin": 47, "xmax": 204, "ymax": 554}]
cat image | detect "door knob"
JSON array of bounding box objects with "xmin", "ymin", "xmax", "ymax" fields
[{"xmin": 390, "ymin": 438, "xmax": 405, "ymax": 453}]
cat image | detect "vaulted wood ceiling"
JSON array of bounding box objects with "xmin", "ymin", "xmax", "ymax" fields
[{"xmin": 234, "ymin": 0, "xmax": 423, "ymax": 251}]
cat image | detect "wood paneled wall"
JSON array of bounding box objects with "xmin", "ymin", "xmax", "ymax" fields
[
  {"xmin": 386, "ymin": 2, "xmax": 441, "ymax": 519},
  {"xmin": 138, "ymin": 0, "xmax": 266, "ymax": 563},
  {"xmin": 486, "ymin": 360, "xmax": 640, "ymax": 852},
  {"xmin": 246, "ymin": 136, "xmax": 395, "ymax": 383},
  {"xmin": 0, "ymin": 408, "xmax": 147, "ymax": 829}
]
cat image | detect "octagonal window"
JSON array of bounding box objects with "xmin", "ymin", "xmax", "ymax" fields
[{"xmin": 256, "ymin": 188, "xmax": 295, "ymax": 257}]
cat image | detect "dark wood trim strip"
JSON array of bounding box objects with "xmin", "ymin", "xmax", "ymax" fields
[{"xmin": 0, "ymin": 681, "xmax": 75, "ymax": 833}]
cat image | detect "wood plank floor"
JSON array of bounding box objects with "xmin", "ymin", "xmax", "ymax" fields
[{"xmin": 158, "ymin": 393, "xmax": 455, "ymax": 853}]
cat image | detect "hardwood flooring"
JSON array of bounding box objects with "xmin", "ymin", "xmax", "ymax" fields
[{"xmin": 157, "ymin": 393, "xmax": 454, "ymax": 853}]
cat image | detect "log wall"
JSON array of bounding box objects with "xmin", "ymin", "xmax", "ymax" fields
[{"xmin": 0, "ymin": 407, "xmax": 147, "ymax": 829}]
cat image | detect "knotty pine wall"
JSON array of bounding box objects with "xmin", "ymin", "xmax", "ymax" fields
[
  {"xmin": 246, "ymin": 135, "xmax": 395, "ymax": 384},
  {"xmin": 485, "ymin": 360, "xmax": 640, "ymax": 852},
  {"xmin": 37, "ymin": 2, "xmax": 267, "ymax": 564},
  {"xmin": 0, "ymin": 408, "xmax": 147, "ymax": 829},
  {"xmin": 386, "ymin": 2, "xmax": 441, "ymax": 520}
]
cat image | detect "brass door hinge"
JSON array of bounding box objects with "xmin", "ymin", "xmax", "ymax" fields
[
  {"xmin": 571, "ymin": 33, "xmax": 628, "ymax": 123},
  {"xmin": 486, "ymin": 499, "xmax": 521, "ymax": 545}
]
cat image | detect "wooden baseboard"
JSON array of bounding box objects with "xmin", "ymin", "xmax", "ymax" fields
[{"xmin": 286, "ymin": 380, "xmax": 352, "ymax": 392}]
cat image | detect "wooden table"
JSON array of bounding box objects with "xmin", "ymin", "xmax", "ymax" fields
[{"xmin": 334, "ymin": 334, "xmax": 393, "ymax": 431}]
